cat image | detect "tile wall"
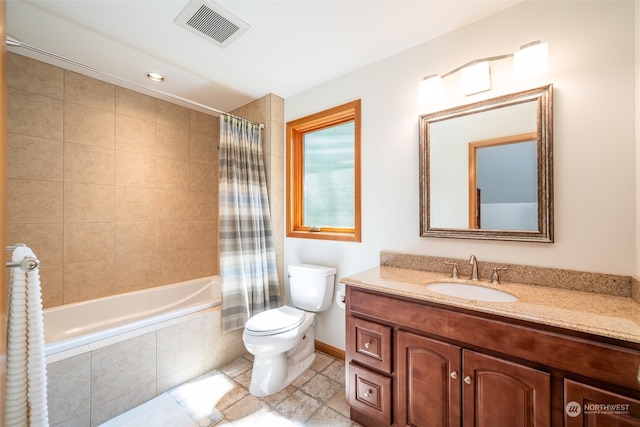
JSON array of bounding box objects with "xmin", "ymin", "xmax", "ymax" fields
[
  {"xmin": 6, "ymin": 53, "xmax": 285, "ymax": 308},
  {"xmin": 46, "ymin": 307, "xmax": 246, "ymax": 426}
]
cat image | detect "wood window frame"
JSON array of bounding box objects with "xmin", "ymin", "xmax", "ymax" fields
[{"xmin": 286, "ymin": 100, "xmax": 361, "ymax": 242}]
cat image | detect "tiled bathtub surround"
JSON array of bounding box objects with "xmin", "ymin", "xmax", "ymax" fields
[
  {"xmin": 7, "ymin": 52, "xmax": 219, "ymax": 307},
  {"xmin": 380, "ymin": 250, "xmax": 634, "ymax": 298},
  {"xmin": 46, "ymin": 307, "xmax": 245, "ymax": 426},
  {"xmin": 7, "ymin": 52, "xmax": 286, "ymax": 309}
]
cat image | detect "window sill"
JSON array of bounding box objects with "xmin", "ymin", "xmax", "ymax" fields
[{"xmin": 286, "ymin": 229, "xmax": 361, "ymax": 242}]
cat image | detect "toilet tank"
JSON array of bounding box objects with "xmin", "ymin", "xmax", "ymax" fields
[{"xmin": 288, "ymin": 264, "xmax": 336, "ymax": 312}]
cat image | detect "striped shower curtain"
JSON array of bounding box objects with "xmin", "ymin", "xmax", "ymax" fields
[{"xmin": 219, "ymin": 115, "xmax": 280, "ymax": 333}]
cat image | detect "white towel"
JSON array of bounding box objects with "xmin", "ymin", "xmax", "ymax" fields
[{"xmin": 5, "ymin": 246, "xmax": 49, "ymax": 427}]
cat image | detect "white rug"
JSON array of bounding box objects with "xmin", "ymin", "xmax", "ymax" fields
[{"xmin": 100, "ymin": 394, "xmax": 200, "ymax": 427}]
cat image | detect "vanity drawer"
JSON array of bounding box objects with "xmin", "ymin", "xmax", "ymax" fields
[
  {"xmin": 347, "ymin": 316, "xmax": 392, "ymax": 374},
  {"xmin": 348, "ymin": 362, "xmax": 392, "ymax": 425}
]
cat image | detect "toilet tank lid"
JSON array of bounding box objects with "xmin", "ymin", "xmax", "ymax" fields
[{"xmin": 288, "ymin": 263, "xmax": 336, "ymax": 277}]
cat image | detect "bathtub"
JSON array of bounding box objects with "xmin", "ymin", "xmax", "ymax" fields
[
  {"xmin": 44, "ymin": 275, "xmax": 247, "ymax": 426},
  {"xmin": 44, "ymin": 276, "xmax": 221, "ymax": 356}
]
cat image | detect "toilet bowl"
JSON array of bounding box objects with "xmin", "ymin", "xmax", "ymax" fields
[
  {"xmin": 242, "ymin": 264, "xmax": 336, "ymax": 397},
  {"xmin": 243, "ymin": 306, "xmax": 317, "ymax": 396}
]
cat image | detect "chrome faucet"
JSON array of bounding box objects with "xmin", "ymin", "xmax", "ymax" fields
[{"xmin": 469, "ymin": 255, "xmax": 479, "ymax": 281}]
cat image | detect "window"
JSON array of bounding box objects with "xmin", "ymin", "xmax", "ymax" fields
[{"xmin": 286, "ymin": 100, "xmax": 361, "ymax": 241}]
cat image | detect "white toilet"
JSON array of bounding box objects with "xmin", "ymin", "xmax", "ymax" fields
[{"xmin": 242, "ymin": 263, "xmax": 336, "ymax": 397}]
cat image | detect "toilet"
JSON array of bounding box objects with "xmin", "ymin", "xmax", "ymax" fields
[{"xmin": 242, "ymin": 263, "xmax": 336, "ymax": 397}]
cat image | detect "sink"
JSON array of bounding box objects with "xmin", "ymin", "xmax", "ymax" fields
[{"xmin": 426, "ymin": 282, "xmax": 518, "ymax": 302}]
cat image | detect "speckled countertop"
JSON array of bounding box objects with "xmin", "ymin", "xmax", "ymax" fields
[{"xmin": 341, "ymin": 266, "xmax": 640, "ymax": 345}]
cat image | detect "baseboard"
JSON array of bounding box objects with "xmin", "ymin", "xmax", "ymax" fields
[{"xmin": 314, "ymin": 340, "xmax": 345, "ymax": 361}]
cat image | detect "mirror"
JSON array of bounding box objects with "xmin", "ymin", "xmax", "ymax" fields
[{"xmin": 419, "ymin": 84, "xmax": 553, "ymax": 242}]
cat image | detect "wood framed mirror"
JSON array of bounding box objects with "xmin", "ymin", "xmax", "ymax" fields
[{"xmin": 419, "ymin": 85, "xmax": 553, "ymax": 242}]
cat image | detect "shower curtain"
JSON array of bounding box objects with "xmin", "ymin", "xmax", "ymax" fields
[{"xmin": 219, "ymin": 115, "xmax": 280, "ymax": 332}]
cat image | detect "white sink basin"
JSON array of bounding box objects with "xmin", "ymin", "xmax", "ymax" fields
[{"xmin": 426, "ymin": 282, "xmax": 518, "ymax": 302}]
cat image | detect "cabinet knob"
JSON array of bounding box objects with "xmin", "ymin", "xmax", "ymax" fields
[
  {"xmin": 364, "ymin": 341, "xmax": 371, "ymax": 349},
  {"xmin": 464, "ymin": 376, "xmax": 472, "ymax": 385},
  {"xmin": 450, "ymin": 371, "xmax": 458, "ymax": 379},
  {"xmin": 364, "ymin": 388, "xmax": 373, "ymax": 398}
]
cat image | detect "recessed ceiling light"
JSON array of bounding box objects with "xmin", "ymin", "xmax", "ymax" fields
[{"xmin": 146, "ymin": 72, "xmax": 166, "ymax": 82}]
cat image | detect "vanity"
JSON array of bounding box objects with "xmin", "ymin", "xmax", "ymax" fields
[
  {"xmin": 341, "ymin": 83, "xmax": 640, "ymax": 425},
  {"xmin": 341, "ymin": 261, "xmax": 640, "ymax": 427}
]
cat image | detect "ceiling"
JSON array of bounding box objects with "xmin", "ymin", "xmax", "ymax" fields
[{"xmin": 6, "ymin": 0, "xmax": 523, "ymax": 115}]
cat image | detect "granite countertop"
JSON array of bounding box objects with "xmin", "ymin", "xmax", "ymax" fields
[{"xmin": 341, "ymin": 266, "xmax": 640, "ymax": 345}]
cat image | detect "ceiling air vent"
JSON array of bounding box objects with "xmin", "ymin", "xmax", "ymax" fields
[{"xmin": 175, "ymin": 0, "xmax": 250, "ymax": 48}]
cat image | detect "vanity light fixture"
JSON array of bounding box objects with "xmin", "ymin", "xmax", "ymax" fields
[
  {"xmin": 460, "ymin": 61, "xmax": 491, "ymax": 96},
  {"xmin": 419, "ymin": 40, "xmax": 548, "ymax": 103},
  {"xmin": 145, "ymin": 71, "xmax": 166, "ymax": 82},
  {"xmin": 418, "ymin": 73, "xmax": 444, "ymax": 104},
  {"xmin": 514, "ymin": 41, "xmax": 548, "ymax": 79}
]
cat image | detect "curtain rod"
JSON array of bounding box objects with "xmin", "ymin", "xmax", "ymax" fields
[{"xmin": 6, "ymin": 35, "xmax": 265, "ymax": 130}]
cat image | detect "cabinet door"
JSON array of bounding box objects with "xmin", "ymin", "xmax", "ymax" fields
[
  {"xmin": 462, "ymin": 350, "xmax": 550, "ymax": 427},
  {"xmin": 565, "ymin": 379, "xmax": 640, "ymax": 426},
  {"xmin": 397, "ymin": 331, "xmax": 462, "ymax": 427}
]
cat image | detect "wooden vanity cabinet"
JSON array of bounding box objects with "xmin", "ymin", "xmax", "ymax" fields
[
  {"xmin": 345, "ymin": 286, "xmax": 640, "ymax": 427},
  {"xmin": 461, "ymin": 348, "xmax": 550, "ymax": 426},
  {"xmin": 564, "ymin": 380, "xmax": 640, "ymax": 426},
  {"xmin": 397, "ymin": 330, "xmax": 550, "ymax": 426},
  {"xmin": 346, "ymin": 315, "xmax": 393, "ymax": 425},
  {"xmin": 396, "ymin": 331, "xmax": 461, "ymax": 425}
]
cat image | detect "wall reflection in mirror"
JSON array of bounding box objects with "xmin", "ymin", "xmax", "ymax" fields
[{"xmin": 419, "ymin": 85, "xmax": 553, "ymax": 242}]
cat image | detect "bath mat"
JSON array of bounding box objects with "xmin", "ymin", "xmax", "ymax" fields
[
  {"xmin": 169, "ymin": 395, "xmax": 224, "ymax": 427},
  {"xmin": 99, "ymin": 393, "xmax": 199, "ymax": 427},
  {"xmin": 168, "ymin": 371, "xmax": 229, "ymax": 427},
  {"xmin": 203, "ymin": 409, "xmax": 224, "ymax": 427}
]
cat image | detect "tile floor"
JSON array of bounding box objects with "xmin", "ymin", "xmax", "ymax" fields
[{"xmin": 101, "ymin": 351, "xmax": 362, "ymax": 427}]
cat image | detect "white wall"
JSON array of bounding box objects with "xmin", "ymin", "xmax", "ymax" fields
[{"xmin": 285, "ymin": 1, "xmax": 637, "ymax": 350}]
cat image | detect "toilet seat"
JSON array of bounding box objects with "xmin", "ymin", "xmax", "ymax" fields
[{"xmin": 245, "ymin": 306, "xmax": 305, "ymax": 336}]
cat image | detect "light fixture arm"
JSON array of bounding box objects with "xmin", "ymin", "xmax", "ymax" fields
[
  {"xmin": 440, "ymin": 53, "xmax": 514, "ymax": 78},
  {"xmin": 419, "ymin": 40, "xmax": 547, "ymax": 103}
]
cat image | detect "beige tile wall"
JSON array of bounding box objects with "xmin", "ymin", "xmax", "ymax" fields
[
  {"xmin": 7, "ymin": 53, "xmax": 220, "ymax": 307},
  {"xmin": 46, "ymin": 308, "xmax": 246, "ymax": 426}
]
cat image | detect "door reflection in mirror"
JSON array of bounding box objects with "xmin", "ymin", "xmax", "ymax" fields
[
  {"xmin": 469, "ymin": 133, "xmax": 537, "ymax": 230},
  {"xmin": 429, "ymin": 100, "xmax": 537, "ymax": 229}
]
